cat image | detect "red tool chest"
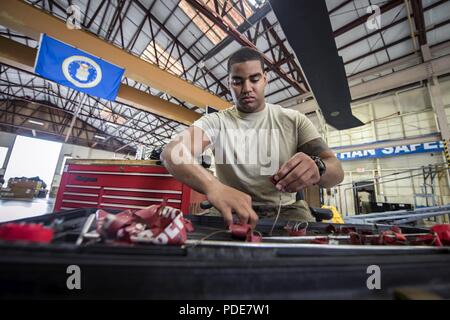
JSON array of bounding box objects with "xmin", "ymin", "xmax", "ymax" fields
[{"xmin": 54, "ymin": 159, "xmax": 196, "ymax": 214}]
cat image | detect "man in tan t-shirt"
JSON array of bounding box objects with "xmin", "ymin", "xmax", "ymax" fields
[{"xmin": 162, "ymin": 47, "xmax": 344, "ymax": 228}]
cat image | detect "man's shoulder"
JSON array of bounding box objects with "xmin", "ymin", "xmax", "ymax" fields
[
  {"xmin": 194, "ymin": 107, "xmax": 236, "ymax": 126},
  {"xmin": 219, "ymin": 106, "xmax": 239, "ymax": 117},
  {"xmin": 268, "ymin": 103, "xmax": 305, "ymax": 120},
  {"xmin": 203, "ymin": 106, "xmax": 237, "ymax": 120}
]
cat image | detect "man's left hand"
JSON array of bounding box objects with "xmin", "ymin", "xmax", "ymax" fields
[{"xmin": 272, "ymin": 152, "xmax": 321, "ymax": 193}]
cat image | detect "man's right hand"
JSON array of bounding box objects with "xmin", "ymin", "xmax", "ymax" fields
[{"xmin": 206, "ymin": 182, "xmax": 259, "ymax": 229}]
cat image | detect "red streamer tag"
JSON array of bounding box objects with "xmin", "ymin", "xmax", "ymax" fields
[
  {"xmin": 246, "ymin": 232, "xmax": 262, "ymax": 243},
  {"xmin": 430, "ymin": 224, "xmax": 450, "ymax": 245},
  {"xmin": 97, "ymin": 204, "xmax": 194, "ymax": 245},
  {"xmin": 229, "ymin": 223, "xmax": 261, "ymax": 243},
  {"xmin": 414, "ymin": 234, "xmax": 443, "ymax": 247},
  {"xmin": 101, "ymin": 210, "xmax": 134, "ymax": 239},
  {"xmin": 0, "ymin": 223, "xmax": 54, "ymax": 243},
  {"xmin": 349, "ymin": 232, "xmax": 364, "ymax": 245},
  {"xmin": 229, "ymin": 224, "xmax": 251, "ymax": 239},
  {"xmin": 284, "ymin": 222, "xmax": 308, "ymax": 237}
]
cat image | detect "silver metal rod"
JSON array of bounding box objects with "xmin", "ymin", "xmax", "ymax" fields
[
  {"xmin": 338, "ymin": 164, "xmax": 449, "ymax": 188},
  {"xmin": 183, "ymin": 239, "xmax": 449, "ymax": 251},
  {"xmin": 65, "ymin": 93, "xmax": 87, "ymax": 143},
  {"xmin": 83, "ymin": 232, "xmax": 100, "ymax": 239},
  {"xmin": 263, "ymin": 233, "xmax": 428, "ymax": 242},
  {"xmin": 76, "ymin": 213, "xmax": 96, "ymax": 245},
  {"xmin": 394, "ymin": 212, "xmax": 450, "ymax": 224},
  {"xmin": 363, "ymin": 210, "xmax": 450, "ymax": 223},
  {"xmin": 349, "ymin": 205, "xmax": 450, "ymax": 220}
]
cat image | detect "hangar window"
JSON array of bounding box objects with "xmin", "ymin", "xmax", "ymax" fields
[
  {"xmin": 178, "ymin": 0, "xmax": 254, "ymax": 45},
  {"xmin": 141, "ymin": 40, "xmax": 185, "ymax": 76},
  {"xmin": 99, "ymin": 106, "xmax": 127, "ymax": 125}
]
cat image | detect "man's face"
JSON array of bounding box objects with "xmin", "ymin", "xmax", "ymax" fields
[{"xmin": 228, "ymin": 60, "xmax": 267, "ymax": 113}]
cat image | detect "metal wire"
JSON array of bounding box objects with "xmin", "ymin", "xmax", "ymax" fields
[{"xmin": 269, "ymin": 191, "xmax": 283, "ymax": 236}]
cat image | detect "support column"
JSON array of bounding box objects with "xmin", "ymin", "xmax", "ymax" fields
[
  {"xmin": 370, "ymin": 103, "xmax": 385, "ymax": 202},
  {"xmin": 1, "ymin": 135, "xmax": 16, "ymax": 177},
  {"xmin": 422, "ymin": 45, "xmax": 450, "ymax": 140},
  {"xmin": 422, "ymin": 45, "xmax": 450, "ymax": 195},
  {"xmin": 427, "ymin": 76, "xmax": 450, "ymax": 192},
  {"xmin": 428, "ymin": 77, "xmax": 450, "ymax": 140}
]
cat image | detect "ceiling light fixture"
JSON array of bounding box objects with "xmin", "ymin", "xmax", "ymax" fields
[
  {"xmin": 28, "ymin": 120, "xmax": 45, "ymax": 126},
  {"xmin": 330, "ymin": 111, "xmax": 340, "ymax": 117}
]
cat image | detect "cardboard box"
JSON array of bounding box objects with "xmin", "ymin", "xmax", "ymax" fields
[
  {"xmin": 10, "ymin": 186, "xmax": 34, "ymax": 199},
  {"xmin": 8, "ymin": 180, "xmax": 39, "ymax": 190},
  {"xmin": 7, "ymin": 179, "xmax": 42, "ymax": 197}
]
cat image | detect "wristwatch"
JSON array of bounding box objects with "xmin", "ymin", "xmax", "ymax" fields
[{"xmin": 311, "ymin": 156, "xmax": 326, "ymax": 177}]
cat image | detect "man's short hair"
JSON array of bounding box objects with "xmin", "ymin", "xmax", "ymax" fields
[{"xmin": 227, "ymin": 47, "xmax": 265, "ymax": 73}]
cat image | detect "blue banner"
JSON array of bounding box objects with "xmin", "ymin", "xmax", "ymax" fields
[
  {"xmin": 336, "ymin": 141, "xmax": 444, "ymax": 161},
  {"xmin": 34, "ymin": 34, "xmax": 125, "ymax": 100}
]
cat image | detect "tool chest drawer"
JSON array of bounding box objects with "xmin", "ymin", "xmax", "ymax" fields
[{"xmin": 54, "ymin": 160, "xmax": 192, "ymax": 213}]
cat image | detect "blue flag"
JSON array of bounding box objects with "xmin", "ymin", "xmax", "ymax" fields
[{"xmin": 34, "ymin": 34, "xmax": 125, "ymax": 101}]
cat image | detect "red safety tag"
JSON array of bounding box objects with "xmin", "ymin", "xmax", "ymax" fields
[
  {"xmin": 414, "ymin": 234, "xmax": 443, "ymax": 247},
  {"xmin": 97, "ymin": 203, "xmax": 194, "ymax": 245},
  {"xmin": 284, "ymin": 222, "xmax": 308, "ymax": 236},
  {"xmin": 430, "ymin": 224, "xmax": 450, "ymax": 245},
  {"xmin": 0, "ymin": 223, "xmax": 54, "ymax": 244},
  {"xmin": 349, "ymin": 232, "xmax": 365, "ymax": 245},
  {"xmin": 229, "ymin": 223, "xmax": 261, "ymax": 243},
  {"xmin": 229, "ymin": 223, "xmax": 251, "ymax": 239}
]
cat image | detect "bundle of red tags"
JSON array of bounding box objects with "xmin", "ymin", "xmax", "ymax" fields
[
  {"xmin": 97, "ymin": 204, "xmax": 263, "ymax": 244},
  {"xmin": 310, "ymin": 224, "xmax": 450, "ymax": 247},
  {"xmin": 96, "ymin": 202, "xmax": 194, "ymax": 245}
]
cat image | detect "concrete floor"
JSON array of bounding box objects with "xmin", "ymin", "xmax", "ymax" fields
[{"xmin": 0, "ymin": 197, "xmax": 55, "ymax": 223}]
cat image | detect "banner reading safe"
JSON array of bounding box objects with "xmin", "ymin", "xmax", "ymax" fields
[{"xmin": 335, "ymin": 141, "xmax": 444, "ymax": 161}]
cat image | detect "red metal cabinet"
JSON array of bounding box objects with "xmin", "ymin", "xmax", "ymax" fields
[{"xmin": 54, "ymin": 160, "xmax": 194, "ymax": 214}]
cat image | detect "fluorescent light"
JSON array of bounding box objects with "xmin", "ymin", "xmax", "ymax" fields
[
  {"xmin": 248, "ymin": 0, "xmax": 266, "ymax": 8},
  {"xmin": 31, "ymin": 129, "xmax": 36, "ymax": 137},
  {"xmin": 106, "ymin": 123, "xmax": 118, "ymax": 128},
  {"xmin": 94, "ymin": 135, "xmax": 106, "ymax": 140},
  {"xmin": 28, "ymin": 120, "xmax": 44, "ymax": 126}
]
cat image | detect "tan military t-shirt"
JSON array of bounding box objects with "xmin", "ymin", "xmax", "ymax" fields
[{"xmin": 193, "ymin": 103, "xmax": 321, "ymax": 206}]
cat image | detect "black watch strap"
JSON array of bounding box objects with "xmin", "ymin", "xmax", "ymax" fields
[{"xmin": 311, "ymin": 156, "xmax": 326, "ymax": 177}]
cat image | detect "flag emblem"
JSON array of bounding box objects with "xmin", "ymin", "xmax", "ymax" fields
[
  {"xmin": 62, "ymin": 55, "xmax": 102, "ymax": 88},
  {"xmin": 35, "ymin": 34, "xmax": 125, "ymax": 100}
]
